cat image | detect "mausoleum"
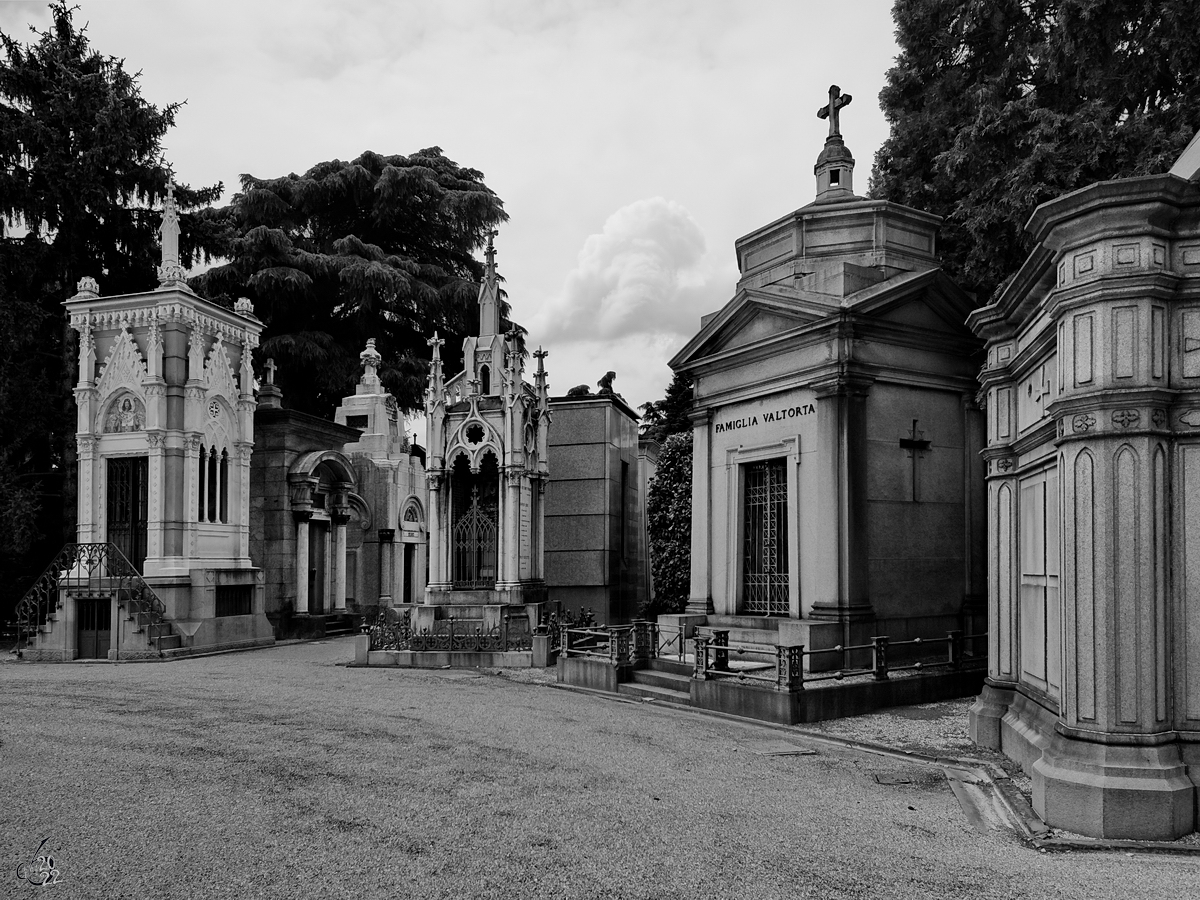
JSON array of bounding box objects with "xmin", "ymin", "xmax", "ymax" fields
[
  {"xmin": 22, "ymin": 186, "xmax": 274, "ymax": 659},
  {"xmin": 666, "ymin": 87, "xmax": 986, "ymax": 661},
  {"xmin": 967, "ymin": 131, "xmax": 1200, "ymax": 839},
  {"xmin": 421, "ymin": 234, "xmax": 551, "ymax": 633},
  {"xmin": 251, "ymin": 339, "xmax": 427, "ymax": 637}
]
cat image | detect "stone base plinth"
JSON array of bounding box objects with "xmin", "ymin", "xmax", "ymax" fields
[
  {"xmin": 1033, "ymin": 731, "xmax": 1197, "ymax": 840},
  {"xmin": 968, "ymin": 680, "xmax": 1015, "ymax": 749}
]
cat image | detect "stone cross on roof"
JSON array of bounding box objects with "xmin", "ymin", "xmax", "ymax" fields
[
  {"xmin": 817, "ymin": 85, "xmax": 853, "ymax": 138},
  {"xmin": 265, "ymin": 358, "xmax": 276, "ymax": 384}
]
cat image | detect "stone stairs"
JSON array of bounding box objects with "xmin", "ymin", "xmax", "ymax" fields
[
  {"xmin": 129, "ymin": 605, "xmax": 181, "ymax": 651},
  {"xmin": 697, "ymin": 615, "xmax": 783, "ymax": 662},
  {"xmin": 617, "ymin": 658, "xmax": 693, "ymax": 704}
]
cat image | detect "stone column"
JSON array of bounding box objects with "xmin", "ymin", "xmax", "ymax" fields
[
  {"xmin": 75, "ymin": 435, "xmax": 97, "ymax": 542},
  {"xmin": 294, "ymin": 512, "xmax": 311, "ymax": 615},
  {"xmin": 685, "ymin": 409, "xmax": 712, "ymax": 615},
  {"xmin": 425, "ymin": 471, "xmax": 443, "ymax": 595},
  {"xmin": 332, "ymin": 511, "xmax": 350, "ymax": 612},
  {"xmin": 377, "ymin": 529, "xmax": 395, "ymax": 606}
]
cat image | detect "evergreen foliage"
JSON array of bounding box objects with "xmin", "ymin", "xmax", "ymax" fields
[
  {"xmin": 192, "ymin": 150, "xmax": 511, "ymax": 416},
  {"xmin": 872, "ymin": 0, "xmax": 1200, "ymax": 301},
  {"xmin": 643, "ymin": 431, "xmax": 693, "ymax": 616},
  {"xmin": 0, "ymin": 2, "xmax": 219, "ymax": 606},
  {"xmin": 638, "ymin": 371, "xmax": 693, "ymax": 443}
]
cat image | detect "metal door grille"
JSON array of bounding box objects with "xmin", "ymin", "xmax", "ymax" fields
[
  {"xmin": 107, "ymin": 456, "xmax": 148, "ymax": 573},
  {"xmin": 452, "ymin": 488, "xmax": 498, "ymax": 588},
  {"xmin": 743, "ymin": 458, "xmax": 789, "ymax": 615}
]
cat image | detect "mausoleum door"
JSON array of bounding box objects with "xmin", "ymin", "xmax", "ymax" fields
[
  {"xmin": 742, "ymin": 458, "xmax": 789, "ymax": 616},
  {"xmin": 76, "ymin": 597, "xmax": 111, "ymax": 660},
  {"xmin": 450, "ymin": 455, "xmax": 499, "ymax": 589},
  {"xmin": 106, "ymin": 456, "xmax": 148, "ymax": 573},
  {"xmin": 1018, "ymin": 467, "xmax": 1061, "ymax": 699}
]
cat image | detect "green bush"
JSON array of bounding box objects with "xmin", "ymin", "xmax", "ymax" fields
[{"xmin": 643, "ymin": 431, "xmax": 692, "ymax": 616}]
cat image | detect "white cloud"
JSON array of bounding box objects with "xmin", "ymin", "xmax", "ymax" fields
[{"xmin": 534, "ymin": 197, "xmax": 725, "ymax": 343}]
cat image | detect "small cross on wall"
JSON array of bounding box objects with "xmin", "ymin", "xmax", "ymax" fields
[{"xmin": 898, "ymin": 419, "xmax": 932, "ymax": 502}]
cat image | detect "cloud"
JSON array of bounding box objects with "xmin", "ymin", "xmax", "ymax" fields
[{"xmin": 534, "ymin": 196, "xmax": 724, "ymax": 344}]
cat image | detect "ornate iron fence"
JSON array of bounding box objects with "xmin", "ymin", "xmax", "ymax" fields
[
  {"xmin": 15, "ymin": 543, "xmax": 167, "ymax": 653},
  {"xmin": 366, "ymin": 608, "xmax": 534, "ymax": 652},
  {"xmin": 692, "ymin": 630, "xmax": 987, "ymax": 692}
]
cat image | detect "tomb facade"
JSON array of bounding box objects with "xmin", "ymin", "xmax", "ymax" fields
[
  {"xmin": 967, "ymin": 131, "xmax": 1200, "ymax": 839},
  {"xmin": 29, "ymin": 186, "xmax": 274, "ymax": 658},
  {"xmin": 667, "ymin": 87, "xmax": 986, "ymax": 659},
  {"xmin": 422, "ymin": 234, "xmax": 551, "ymax": 632}
]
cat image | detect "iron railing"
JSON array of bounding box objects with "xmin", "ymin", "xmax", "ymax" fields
[
  {"xmin": 692, "ymin": 630, "xmax": 988, "ymax": 691},
  {"xmin": 14, "ymin": 543, "xmax": 167, "ymax": 653},
  {"xmin": 367, "ymin": 608, "xmax": 534, "ymax": 652}
]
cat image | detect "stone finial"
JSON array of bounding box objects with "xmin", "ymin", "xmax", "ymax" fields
[
  {"xmin": 484, "ymin": 229, "xmax": 498, "ymax": 278},
  {"xmin": 75, "ymin": 276, "xmax": 100, "ymax": 298},
  {"xmin": 234, "ymin": 297, "xmax": 256, "ymax": 318},
  {"xmin": 360, "ymin": 337, "xmax": 382, "ymax": 385},
  {"xmin": 157, "ymin": 180, "xmax": 187, "ymax": 287},
  {"xmin": 817, "ymin": 85, "xmax": 853, "ymax": 138}
]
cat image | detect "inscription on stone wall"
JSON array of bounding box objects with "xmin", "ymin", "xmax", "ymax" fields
[{"xmin": 714, "ymin": 403, "xmax": 815, "ymax": 434}]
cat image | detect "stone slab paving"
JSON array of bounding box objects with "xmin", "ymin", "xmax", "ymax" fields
[{"xmin": 2, "ymin": 640, "xmax": 1197, "ymax": 899}]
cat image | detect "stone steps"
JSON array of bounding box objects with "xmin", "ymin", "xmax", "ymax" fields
[{"xmin": 617, "ymin": 681, "xmax": 690, "ymax": 703}]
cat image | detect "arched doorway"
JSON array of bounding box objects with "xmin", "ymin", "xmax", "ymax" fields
[{"xmin": 450, "ymin": 452, "xmax": 498, "ymax": 588}]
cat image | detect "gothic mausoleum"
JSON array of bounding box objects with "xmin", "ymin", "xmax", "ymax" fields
[
  {"xmin": 421, "ymin": 236, "xmax": 551, "ymax": 635},
  {"xmin": 666, "ymin": 87, "xmax": 986, "ymax": 662},
  {"xmin": 22, "ymin": 187, "xmax": 274, "ymax": 659},
  {"xmin": 967, "ymin": 132, "xmax": 1200, "ymax": 839}
]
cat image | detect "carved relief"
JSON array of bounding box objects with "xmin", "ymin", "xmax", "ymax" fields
[
  {"xmin": 1179, "ymin": 409, "xmax": 1200, "ymax": 427},
  {"xmin": 1152, "ymin": 409, "xmax": 1167, "ymax": 429},
  {"xmin": 104, "ymin": 395, "xmax": 146, "ymax": 433},
  {"xmin": 1072, "ymin": 414, "xmax": 1095, "ymax": 433},
  {"xmin": 1112, "ymin": 409, "xmax": 1140, "ymax": 429}
]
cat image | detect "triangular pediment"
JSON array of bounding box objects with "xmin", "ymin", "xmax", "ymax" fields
[
  {"xmin": 847, "ymin": 269, "xmax": 978, "ymax": 338},
  {"xmin": 672, "ymin": 289, "xmax": 831, "ymax": 366}
]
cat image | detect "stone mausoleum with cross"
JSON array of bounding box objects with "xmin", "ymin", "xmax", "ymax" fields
[
  {"xmin": 421, "ymin": 235, "xmax": 552, "ymax": 632},
  {"xmin": 666, "ymin": 86, "xmax": 986, "ymax": 659}
]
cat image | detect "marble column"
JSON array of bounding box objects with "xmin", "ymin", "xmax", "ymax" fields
[
  {"xmin": 294, "ymin": 512, "xmax": 311, "ymax": 615},
  {"xmin": 332, "ymin": 511, "xmax": 350, "ymax": 612},
  {"xmin": 377, "ymin": 529, "xmax": 395, "ymax": 605},
  {"xmin": 685, "ymin": 410, "xmax": 712, "ymax": 615}
]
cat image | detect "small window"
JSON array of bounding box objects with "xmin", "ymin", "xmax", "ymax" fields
[
  {"xmin": 480, "ymin": 365, "xmax": 490, "ymax": 394},
  {"xmin": 215, "ymin": 584, "xmax": 253, "ymax": 617},
  {"xmin": 312, "ymin": 493, "xmax": 326, "ymax": 510},
  {"xmin": 829, "ymin": 169, "xmax": 840, "ymax": 185},
  {"xmin": 347, "ymin": 415, "xmax": 369, "ymax": 430}
]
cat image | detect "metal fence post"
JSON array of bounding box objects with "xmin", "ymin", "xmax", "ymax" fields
[
  {"xmin": 693, "ymin": 635, "xmax": 710, "ymax": 680},
  {"xmin": 873, "ymin": 635, "xmax": 889, "ymax": 681},
  {"xmin": 948, "ymin": 629, "xmax": 962, "ymax": 669},
  {"xmin": 711, "ymin": 629, "xmax": 729, "ymax": 672}
]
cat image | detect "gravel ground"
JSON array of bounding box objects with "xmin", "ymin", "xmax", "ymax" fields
[{"xmin": 2, "ymin": 640, "xmax": 1197, "ymax": 899}]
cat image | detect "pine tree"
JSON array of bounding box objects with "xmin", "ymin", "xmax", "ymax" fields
[
  {"xmin": 871, "ymin": 0, "xmax": 1200, "ymax": 302},
  {"xmin": 643, "ymin": 431, "xmax": 693, "ymax": 616},
  {"xmin": 192, "ymin": 150, "xmax": 510, "ymax": 415},
  {"xmin": 0, "ymin": 2, "xmax": 220, "ymax": 607},
  {"xmin": 638, "ymin": 371, "xmax": 694, "ymax": 443}
]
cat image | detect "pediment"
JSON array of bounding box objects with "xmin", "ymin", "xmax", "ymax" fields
[
  {"xmin": 676, "ymin": 291, "xmax": 827, "ymax": 365},
  {"xmin": 847, "ymin": 269, "xmax": 978, "ymax": 338}
]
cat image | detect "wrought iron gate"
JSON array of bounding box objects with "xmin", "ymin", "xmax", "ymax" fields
[
  {"xmin": 106, "ymin": 456, "xmax": 148, "ymax": 573},
  {"xmin": 742, "ymin": 458, "xmax": 789, "ymax": 615},
  {"xmin": 452, "ymin": 487, "xmax": 498, "ymax": 588}
]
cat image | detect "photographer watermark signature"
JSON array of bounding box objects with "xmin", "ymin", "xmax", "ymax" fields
[{"xmin": 15, "ymin": 838, "xmax": 60, "ymax": 887}]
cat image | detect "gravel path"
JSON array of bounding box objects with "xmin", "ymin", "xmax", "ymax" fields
[{"xmin": 2, "ymin": 640, "xmax": 1196, "ymax": 899}]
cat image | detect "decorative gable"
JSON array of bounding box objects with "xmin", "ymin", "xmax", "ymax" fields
[
  {"xmin": 203, "ymin": 336, "xmax": 238, "ymax": 401},
  {"xmin": 96, "ymin": 327, "xmax": 148, "ymax": 402}
]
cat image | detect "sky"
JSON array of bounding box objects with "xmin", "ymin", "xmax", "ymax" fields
[{"xmin": 1, "ymin": 0, "xmax": 902, "ymax": 414}]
